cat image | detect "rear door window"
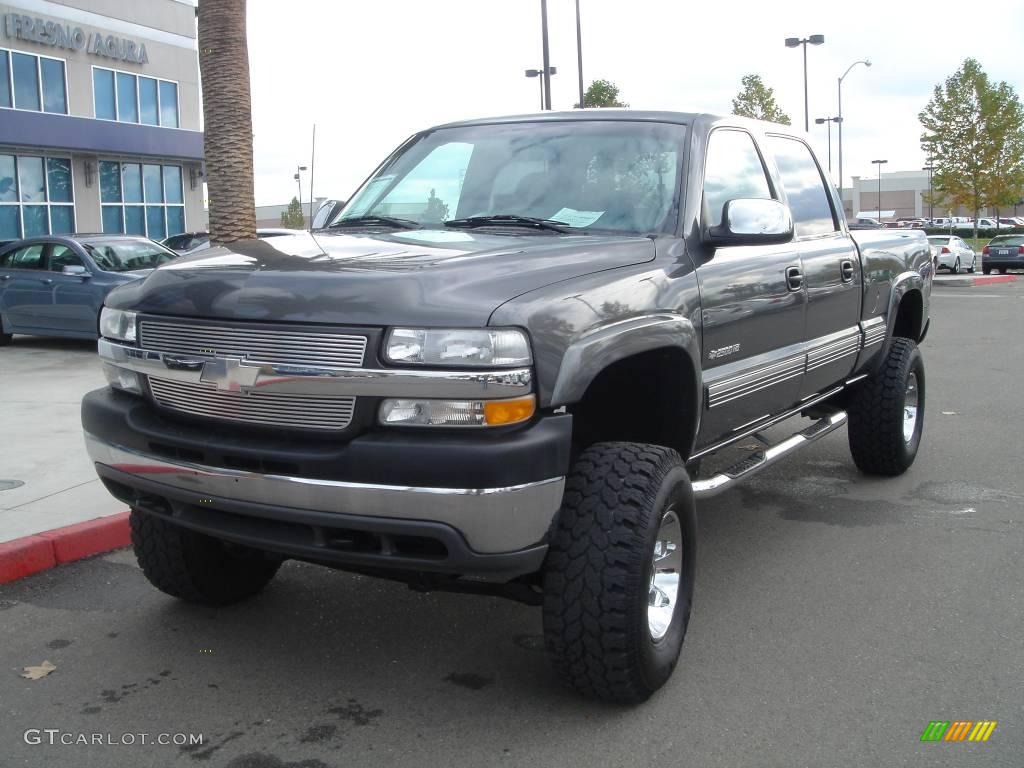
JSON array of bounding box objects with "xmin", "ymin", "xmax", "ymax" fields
[
  {"xmin": 766, "ymin": 135, "xmax": 838, "ymax": 237},
  {"xmin": 8, "ymin": 244, "xmax": 45, "ymax": 269}
]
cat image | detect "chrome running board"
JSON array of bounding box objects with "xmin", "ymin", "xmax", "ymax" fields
[{"xmin": 691, "ymin": 410, "xmax": 848, "ymax": 499}]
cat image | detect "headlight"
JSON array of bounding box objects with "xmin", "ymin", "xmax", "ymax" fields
[
  {"xmin": 99, "ymin": 308, "xmax": 138, "ymax": 342},
  {"xmin": 385, "ymin": 328, "xmax": 531, "ymax": 367},
  {"xmin": 380, "ymin": 396, "xmax": 536, "ymax": 428}
]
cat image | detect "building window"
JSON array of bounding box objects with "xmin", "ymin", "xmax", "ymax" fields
[
  {"xmin": 93, "ymin": 68, "xmax": 115, "ymax": 120},
  {"xmin": 0, "ymin": 153, "xmax": 76, "ymax": 239},
  {"xmin": 93, "ymin": 67, "xmax": 179, "ymax": 128},
  {"xmin": 99, "ymin": 160, "xmax": 185, "ymax": 239},
  {"xmin": 0, "ymin": 48, "xmax": 68, "ymax": 115},
  {"xmin": 159, "ymin": 81, "xmax": 179, "ymax": 128}
]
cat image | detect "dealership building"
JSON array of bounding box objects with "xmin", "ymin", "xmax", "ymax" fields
[{"xmin": 0, "ymin": 0, "xmax": 204, "ymax": 242}]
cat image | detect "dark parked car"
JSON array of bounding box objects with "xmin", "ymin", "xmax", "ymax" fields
[
  {"xmin": 0, "ymin": 234, "xmax": 177, "ymax": 343},
  {"xmin": 982, "ymin": 234, "xmax": 1024, "ymax": 273}
]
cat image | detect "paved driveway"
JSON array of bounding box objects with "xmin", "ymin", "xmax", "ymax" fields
[{"xmin": 1, "ymin": 284, "xmax": 1022, "ymax": 767}]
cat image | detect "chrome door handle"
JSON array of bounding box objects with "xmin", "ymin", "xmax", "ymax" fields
[
  {"xmin": 785, "ymin": 266, "xmax": 803, "ymax": 291},
  {"xmin": 40, "ymin": 278, "xmax": 53, "ymax": 285},
  {"xmin": 840, "ymin": 260, "xmax": 855, "ymax": 282},
  {"xmin": 0, "ymin": 274, "xmax": 10, "ymax": 281}
]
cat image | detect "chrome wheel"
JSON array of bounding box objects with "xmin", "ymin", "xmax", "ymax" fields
[
  {"xmin": 903, "ymin": 371, "xmax": 919, "ymax": 443},
  {"xmin": 648, "ymin": 508, "xmax": 683, "ymax": 641}
]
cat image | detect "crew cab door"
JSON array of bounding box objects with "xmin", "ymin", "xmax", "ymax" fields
[
  {"xmin": 764, "ymin": 135, "xmax": 861, "ymax": 397},
  {"xmin": 694, "ymin": 128, "xmax": 807, "ymax": 448}
]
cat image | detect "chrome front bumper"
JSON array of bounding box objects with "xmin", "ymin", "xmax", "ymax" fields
[{"xmin": 85, "ymin": 433, "xmax": 565, "ymax": 554}]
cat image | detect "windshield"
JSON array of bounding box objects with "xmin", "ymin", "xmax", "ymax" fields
[
  {"xmin": 333, "ymin": 120, "xmax": 686, "ymax": 235},
  {"xmin": 84, "ymin": 240, "xmax": 177, "ymax": 272}
]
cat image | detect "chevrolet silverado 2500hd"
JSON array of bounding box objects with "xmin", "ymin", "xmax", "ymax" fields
[{"xmin": 82, "ymin": 111, "xmax": 933, "ymax": 703}]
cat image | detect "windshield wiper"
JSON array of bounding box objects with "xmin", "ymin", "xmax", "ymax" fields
[
  {"xmin": 327, "ymin": 215, "xmax": 421, "ymax": 230},
  {"xmin": 444, "ymin": 215, "xmax": 575, "ymax": 233}
]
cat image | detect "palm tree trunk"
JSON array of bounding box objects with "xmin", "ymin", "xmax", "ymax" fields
[{"xmin": 197, "ymin": 0, "xmax": 257, "ymax": 243}]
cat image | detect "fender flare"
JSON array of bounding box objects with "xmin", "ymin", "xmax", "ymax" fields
[
  {"xmin": 549, "ymin": 314, "xmax": 702, "ymax": 451},
  {"xmin": 887, "ymin": 270, "xmax": 925, "ymax": 340}
]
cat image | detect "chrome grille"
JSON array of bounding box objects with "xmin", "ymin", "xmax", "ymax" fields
[
  {"xmin": 139, "ymin": 320, "xmax": 367, "ymax": 368},
  {"xmin": 148, "ymin": 377, "xmax": 356, "ymax": 431}
]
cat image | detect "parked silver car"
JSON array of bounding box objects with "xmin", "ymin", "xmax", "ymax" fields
[{"xmin": 927, "ymin": 235, "xmax": 976, "ymax": 273}]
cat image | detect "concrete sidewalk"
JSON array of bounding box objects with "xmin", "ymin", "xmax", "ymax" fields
[{"xmin": 0, "ymin": 336, "xmax": 123, "ymax": 544}]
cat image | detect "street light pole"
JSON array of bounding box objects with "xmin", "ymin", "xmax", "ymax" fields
[
  {"xmin": 785, "ymin": 34, "xmax": 825, "ymax": 132},
  {"xmin": 922, "ymin": 161, "xmax": 934, "ymax": 221},
  {"xmin": 815, "ymin": 116, "xmax": 841, "ymax": 173},
  {"xmin": 540, "ymin": 0, "xmax": 552, "ymax": 110},
  {"xmin": 294, "ymin": 165, "xmax": 307, "ymax": 216},
  {"xmin": 837, "ymin": 59, "xmax": 871, "ymax": 198},
  {"xmin": 525, "ymin": 66, "xmax": 557, "ymax": 110},
  {"xmin": 872, "ymin": 159, "xmax": 888, "ymax": 222},
  {"xmin": 575, "ymin": 0, "xmax": 585, "ymax": 108}
]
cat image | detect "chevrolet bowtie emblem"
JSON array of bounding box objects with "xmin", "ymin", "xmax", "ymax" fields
[{"xmin": 199, "ymin": 357, "xmax": 261, "ymax": 392}]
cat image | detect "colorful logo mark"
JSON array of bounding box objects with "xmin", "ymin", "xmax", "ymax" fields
[{"xmin": 920, "ymin": 721, "xmax": 997, "ymax": 742}]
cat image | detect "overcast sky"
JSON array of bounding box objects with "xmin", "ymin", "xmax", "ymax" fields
[{"xmin": 241, "ymin": 0, "xmax": 1024, "ymax": 207}]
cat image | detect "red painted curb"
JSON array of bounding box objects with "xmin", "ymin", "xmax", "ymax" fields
[
  {"xmin": 0, "ymin": 537, "xmax": 56, "ymax": 584},
  {"xmin": 935, "ymin": 274, "xmax": 1017, "ymax": 287},
  {"xmin": 0, "ymin": 512, "xmax": 130, "ymax": 584},
  {"xmin": 974, "ymin": 275, "xmax": 1017, "ymax": 284}
]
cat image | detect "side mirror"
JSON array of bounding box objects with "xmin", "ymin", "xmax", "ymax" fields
[
  {"xmin": 705, "ymin": 198, "xmax": 794, "ymax": 247},
  {"xmin": 62, "ymin": 264, "xmax": 90, "ymax": 277}
]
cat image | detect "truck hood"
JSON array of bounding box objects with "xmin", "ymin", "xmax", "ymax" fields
[{"xmin": 104, "ymin": 229, "xmax": 656, "ymax": 326}]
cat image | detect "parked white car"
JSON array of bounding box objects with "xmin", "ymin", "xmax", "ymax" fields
[
  {"xmin": 927, "ymin": 235, "xmax": 977, "ymax": 273},
  {"xmin": 954, "ymin": 218, "xmax": 1013, "ymax": 231}
]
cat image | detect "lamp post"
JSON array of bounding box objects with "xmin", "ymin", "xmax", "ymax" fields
[
  {"xmin": 294, "ymin": 165, "xmax": 307, "ymax": 220},
  {"xmin": 540, "ymin": 0, "xmax": 552, "ymax": 110},
  {"xmin": 922, "ymin": 161, "xmax": 934, "ymax": 222},
  {"xmin": 837, "ymin": 59, "xmax": 871, "ymax": 197},
  {"xmin": 785, "ymin": 34, "xmax": 825, "ymax": 132},
  {"xmin": 814, "ymin": 116, "xmax": 841, "ymax": 173},
  {"xmin": 575, "ymin": 0, "xmax": 585, "ymax": 108},
  {"xmin": 525, "ymin": 66, "xmax": 557, "ymax": 110},
  {"xmin": 872, "ymin": 159, "xmax": 888, "ymax": 222}
]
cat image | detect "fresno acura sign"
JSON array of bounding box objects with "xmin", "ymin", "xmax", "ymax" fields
[{"xmin": 2, "ymin": 13, "xmax": 149, "ymax": 64}]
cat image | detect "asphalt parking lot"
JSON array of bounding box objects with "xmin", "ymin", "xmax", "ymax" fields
[{"xmin": 1, "ymin": 282, "xmax": 1022, "ymax": 768}]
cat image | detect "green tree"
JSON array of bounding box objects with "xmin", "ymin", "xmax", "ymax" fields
[
  {"xmin": 424, "ymin": 189, "xmax": 449, "ymax": 222},
  {"xmin": 731, "ymin": 74, "xmax": 791, "ymax": 124},
  {"xmin": 577, "ymin": 79, "xmax": 628, "ymax": 108},
  {"xmin": 198, "ymin": 0, "xmax": 257, "ymax": 243},
  {"xmin": 920, "ymin": 58, "xmax": 1024, "ymax": 240},
  {"xmin": 279, "ymin": 196, "xmax": 305, "ymax": 229},
  {"xmin": 982, "ymin": 80, "xmax": 1024, "ymax": 222}
]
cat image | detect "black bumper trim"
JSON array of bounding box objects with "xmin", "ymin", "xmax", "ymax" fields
[{"xmin": 98, "ymin": 464, "xmax": 547, "ymax": 580}]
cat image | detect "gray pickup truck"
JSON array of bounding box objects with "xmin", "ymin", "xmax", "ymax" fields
[{"xmin": 82, "ymin": 111, "xmax": 933, "ymax": 704}]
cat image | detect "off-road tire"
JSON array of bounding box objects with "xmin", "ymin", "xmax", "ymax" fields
[
  {"xmin": 542, "ymin": 442, "xmax": 697, "ymax": 704},
  {"xmin": 130, "ymin": 510, "xmax": 281, "ymax": 605},
  {"xmin": 847, "ymin": 338, "xmax": 925, "ymax": 476}
]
